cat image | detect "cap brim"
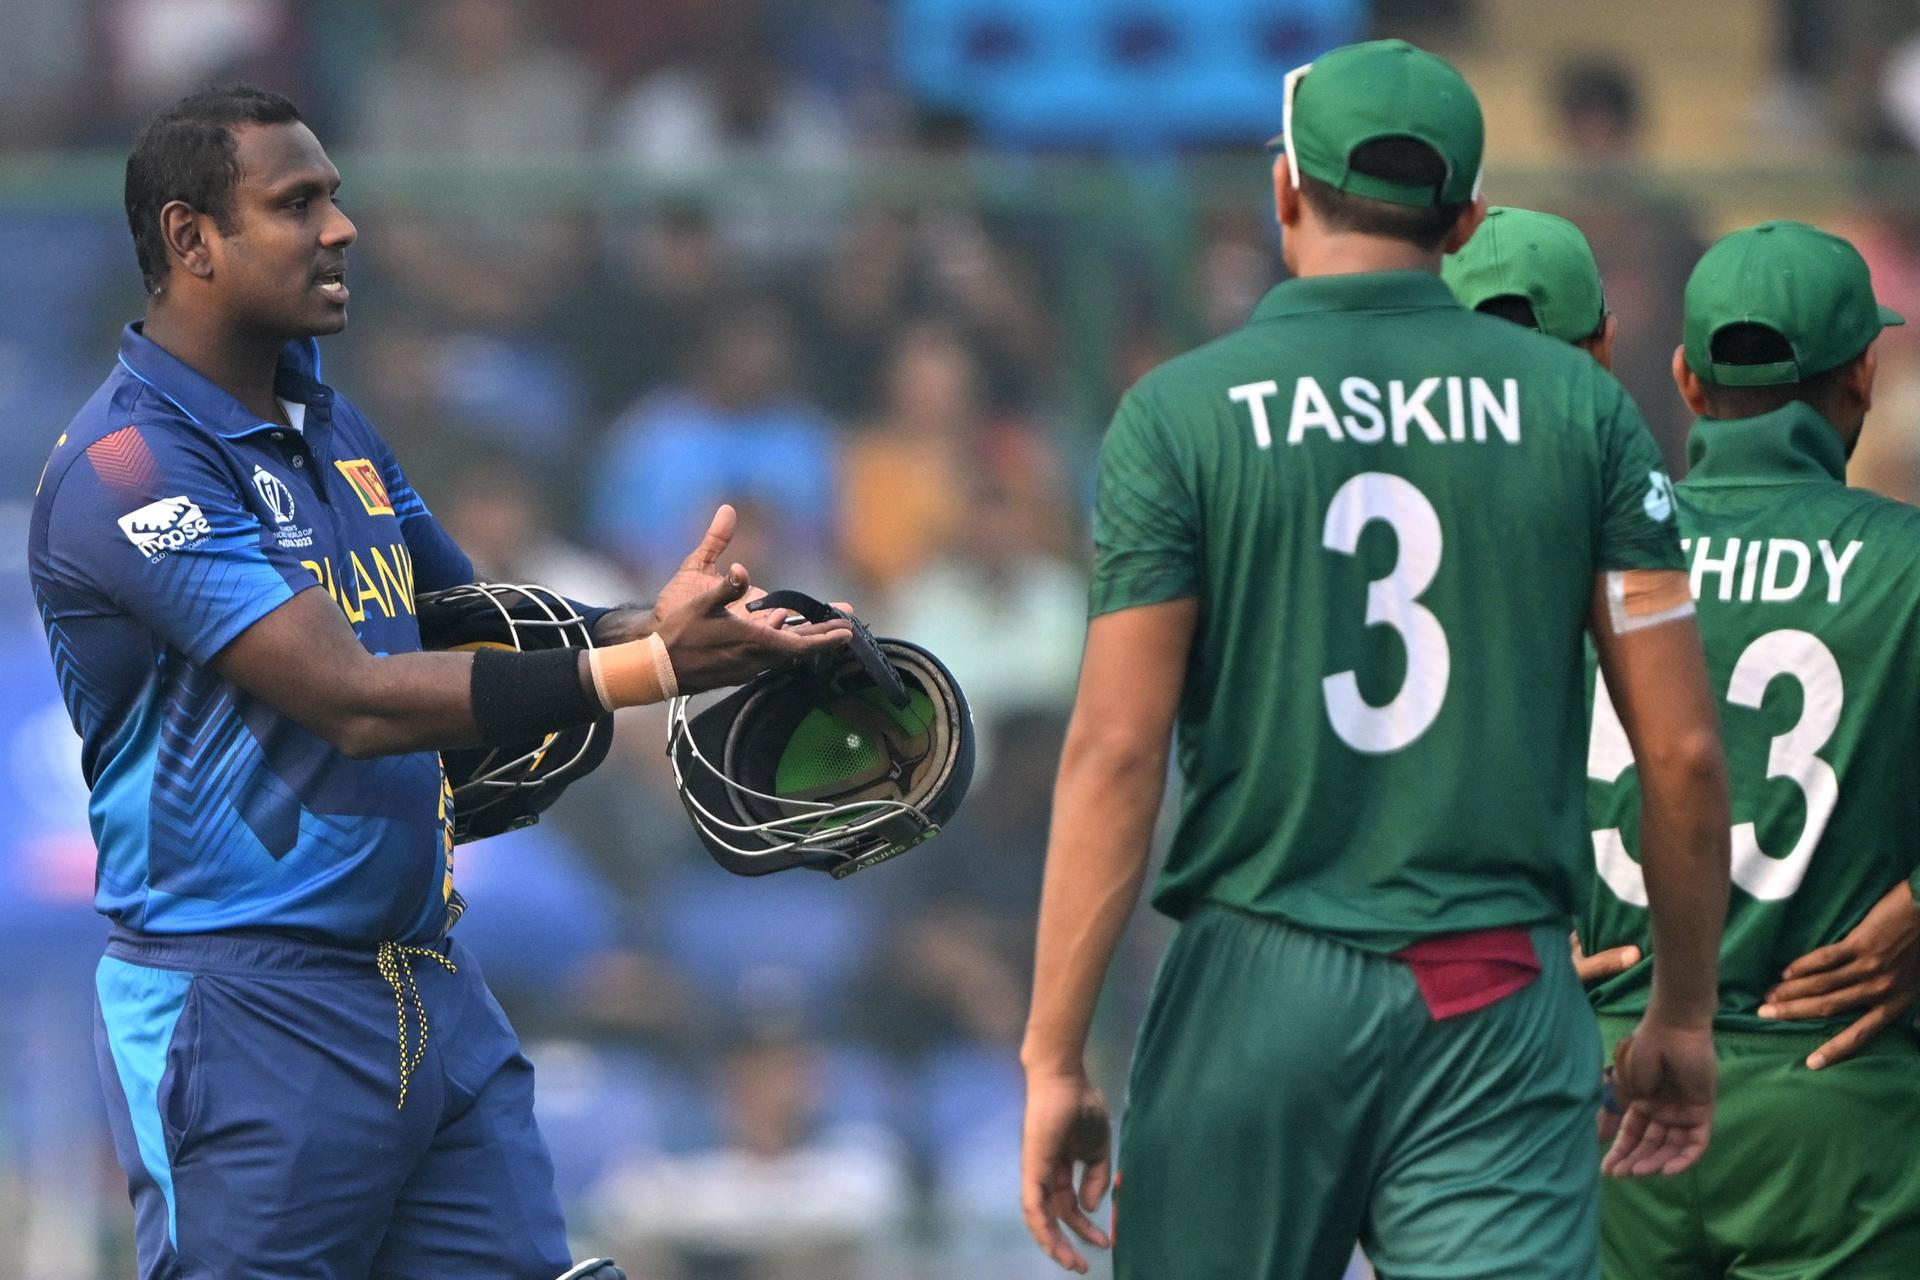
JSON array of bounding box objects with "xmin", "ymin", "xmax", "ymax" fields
[{"xmin": 1880, "ymin": 304, "xmax": 1906, "ymax": 328}]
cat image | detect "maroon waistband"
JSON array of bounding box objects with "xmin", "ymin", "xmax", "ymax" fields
[{"xmin": 1394, "ymin": 926, "xmax": 1543, "ymax": 1020}]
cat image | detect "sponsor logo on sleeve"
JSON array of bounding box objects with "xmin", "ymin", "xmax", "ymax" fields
[
  {"xmin": 335, "ymin": 458, "xmax": 396, "ymax": 517},
  {"xmin": 1644, "ymin": 471, "xmax": 1675, "ymax": 523},
  {"xmin": 118, "ymin": 496, "xmax": 212, "ymax": 561}
]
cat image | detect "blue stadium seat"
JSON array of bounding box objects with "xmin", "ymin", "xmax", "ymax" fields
[
  {"xmin": 524, "ymin": 1041, "xmax": 678, "ymax": 1201},
  {"xmin": 655, "ymin": 867, "xmax": 880, "ymax": 1025},
  {"xmin": 428, "ymin": 334, "xmax": 584, "ymax": 460},
  {"xmin": 917, "ymin": 1042, "xmax": 1027, "ymax": 1216},
  {"xmin": 449, "ymin": 824, "xmax": 619, "ymax": 997},
  {"xmin": 897, "ymin": 0, "xmax": 1365, "ymax": 147}
]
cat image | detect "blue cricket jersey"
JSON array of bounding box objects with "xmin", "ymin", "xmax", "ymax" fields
[{"xmin": 29, "ymin": 324, "xmax": 474, "ymax": 946}]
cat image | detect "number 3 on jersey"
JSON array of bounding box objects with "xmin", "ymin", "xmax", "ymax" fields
[
  {"xmin": 1590, "ymin": 628, "xmax": 1843, "ymax": 904},
  {"xmin": 1322, "ymin": 472, "xmax": 1450, "ymax": 753}
]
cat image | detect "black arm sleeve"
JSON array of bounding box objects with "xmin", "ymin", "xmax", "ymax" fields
[{"xmin": 470, "ymin": 646, "xmax": 599, "ymax": 744}]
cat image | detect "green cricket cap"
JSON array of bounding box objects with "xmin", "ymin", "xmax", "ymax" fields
[
  {"xmin": 1684, "ymin": 220, "xmax": 1904, "ymax": 387},
  {"xmin": 1442, "ymin": 207, "xmax": 1607, "ymax": 344},
  {"xmin": 1267, "ymin": 39, "xmax": 1484, "ymax": 208}
]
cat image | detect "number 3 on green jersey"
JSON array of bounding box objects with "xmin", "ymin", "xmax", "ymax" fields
[
  {"xmin": 1590, "ymin": 630, "xmax": 1842, "ymax": 903},
  {"xmin": 1323, "ymin": 472, "xmax": 1450, "ymax": 753}
]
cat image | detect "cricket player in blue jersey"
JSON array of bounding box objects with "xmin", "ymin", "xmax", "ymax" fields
[{"xmin": 27, "ymin": 86, "xmax": 849, "ymax": 1279}]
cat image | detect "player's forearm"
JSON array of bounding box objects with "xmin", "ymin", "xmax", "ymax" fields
[
  {"xmin": 304, "ymin": 648, "xmax": 605, "ymax": 759},
  {"xmin": 321, "ymin": 649, "xmax": 492, "ymax": 756},
  {"xmin": 1588, "ymin": 593, "xmax": 1729, "ymax": 1027},
  {"xmin": 211, "ymin": 589, "xmax": 671, "ymax": 759},
  {"xmin": 1636, "ymin": 734, "xmax": 1731, "ymax": 1026},
  {"xmin": 324, "ymin": 636, "xmax": 689, "ymax": 757},
  {"xmin": 589, "ymin": 604, "xmax": 654, "ymax": 644},
  {"xmin": 209, "ymin": 591, "xmax": 515, "ymax": 757},
  {"xmin": 1021, "ymin": 727, "xmax": 1166, "ymax": 1077},
  {"xmin": 219, "ymin": 572, "xmax": 838, "ymax": 760}
]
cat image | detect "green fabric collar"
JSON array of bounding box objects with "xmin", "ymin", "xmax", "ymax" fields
[
  {"xmin": 1684, "ymin": 402, "xmax": 1848, "ymax": 487},
  {"xmin": 1250, "ymin": 270, "xmax": 1462, "ymax": 324}
]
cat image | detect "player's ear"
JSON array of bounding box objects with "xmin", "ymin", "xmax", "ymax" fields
[
  {"xmin": 1849, "ymin": 341, "xmax": 1878, "ymax": 415},
  {"xmin": 1273, "ymin": 156, "xmax": 1303, "ymax": 229},
  {"xmin": 1580, "ymin": 312, "xmax": 1618, "ymax": 373},
  {"xmin": 160, "ymin": 200, "xmax": 215, "ymax": 282},
  {"xmin": 1832, "ymin": 343, "xmax": 1878, "ymax": 457},
  {"xmin": 1672, "ymin": 344, "xmax": 1709, "ymax": 417},
  {"xmin": 1439, "ymin": 197, "xmax": 1487, "ymax": 256}
]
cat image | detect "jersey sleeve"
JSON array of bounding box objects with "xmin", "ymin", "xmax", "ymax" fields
[
  {"xmin": 1088, "ymin": 387, "xmax": 1200, "ymax": 617},
  {"xmin": 372, "ymin": 439, "xmax": 474, "ymax": 593},
  {"xmin": 42, "ymin": 425, "xmax": 310, "ymax": 666},
  {"xmin": 1594, "ymin": 378, "xmax": 1686, "ymax": 572}
]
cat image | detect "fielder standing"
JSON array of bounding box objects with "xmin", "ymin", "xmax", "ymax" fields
[
  {"xmin": 1580, "ymin": 222, "xmax": 1920, "ymax": 1278},
  {"xmin": 1020, "ymin": 41, "xmax": 1732, "ymax": 1280}
]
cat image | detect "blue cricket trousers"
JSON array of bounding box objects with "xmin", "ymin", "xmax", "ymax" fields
[{"xmin": 93, "ymin": 925, "xmax": 573, "ymax": 1279}]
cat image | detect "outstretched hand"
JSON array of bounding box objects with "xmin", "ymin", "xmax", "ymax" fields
[
  {"xmin": 650, "ymin": 504, "xmax": 854, "ymax": 633},
  {"xmin": 651, "ymin": 505, "xmax": 768, "ymax": 623},
  {"xmin": 652, "ymin": 563, "xmax": 850, "ymax": 695},
  {"xmin": 1599, "ymin": 1017, "xmax": 1716, "ymax": 1178},
  {"xmin": 1020, "ymin": 1072, "xmax": 1113, "ymax": 1274}
]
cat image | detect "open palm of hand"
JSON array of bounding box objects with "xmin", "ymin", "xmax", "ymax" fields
[{"xmin": 1599, "ymin": 1018, "xmax": 1716, "ymax": 1177}]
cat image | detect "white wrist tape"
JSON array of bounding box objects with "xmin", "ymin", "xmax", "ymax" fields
[
  {"xmin": 1603, "ymin": 569, "xmax": 1696, "ymax": 636},
  {"xmin": 646, "ymin": 632, "xmax": 679, "ymax": 700}
]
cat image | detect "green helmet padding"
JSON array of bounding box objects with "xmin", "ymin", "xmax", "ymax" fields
[{"xmin": 774, "ymin": 686, "xmax": 936, "ymax": 821}]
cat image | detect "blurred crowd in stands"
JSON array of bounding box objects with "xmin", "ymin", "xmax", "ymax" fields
[{"xmin": 9, "ymin": 2, "xmax": 1920, "ymax": 1276}]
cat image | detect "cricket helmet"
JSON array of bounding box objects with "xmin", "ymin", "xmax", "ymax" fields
[
  {"xmin": 668, "ymin": 591, "xmax": 974, "ymax": 878},
  {"xmin": 416, "ymin": 581, "xmax": 614, "ymax": 843}
]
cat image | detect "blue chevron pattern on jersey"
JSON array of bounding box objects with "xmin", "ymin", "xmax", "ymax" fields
[{"xmin": 29, "ymin": 325, "xmax": 477, "ymax": 945}]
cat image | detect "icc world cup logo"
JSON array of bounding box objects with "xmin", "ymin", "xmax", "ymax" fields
[{"xmin": 252, "ymin": 465, "xmax": 297, "ymax": 525}]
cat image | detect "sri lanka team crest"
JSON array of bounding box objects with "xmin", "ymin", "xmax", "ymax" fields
[{"xmin": 336, "ymin": 458, "xmax": 396, "ymax": 517}]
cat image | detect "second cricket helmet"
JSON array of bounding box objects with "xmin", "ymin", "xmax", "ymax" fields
[
  {"xmin": 415, "ymin": 582, "xmax": 614, "ymax": 844},
  {"xmin": 668, "ymin": 592, "xmax": 974, "ymax": 878}
]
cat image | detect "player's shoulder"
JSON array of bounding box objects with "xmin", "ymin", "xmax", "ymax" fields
[
  {"xmin": 30, "ymin": 372, "xmax": 208, "ymax": 591},
  {"xmin": 1122, "ymin": 305, "xmax": 1622, "ymax": 456},
  {"xmin": 1436, "ymin": 309, "xmax": 1634, "ymax": 423},
  {"xmin": 34, "ymin": 367, "xmax": 211, "ymax": 512},
  {"xmin": 1833, "ymin": 484, "xmax": 1920, "ymax": 549},
  {"xmin": 1140, "ymin": 292, "xmax": 1612, "ymax": 385},
  {"xmin": 1805, "ymin": 488, "xmax": 1920, "ymax": 620},
  {"xmin": 1125, "ymin": 328, "xmax": 1256, "ymax": 410},
  {"xmin": 1118, "ymin": 319, "xmax": 1321, "ymax": 438}
]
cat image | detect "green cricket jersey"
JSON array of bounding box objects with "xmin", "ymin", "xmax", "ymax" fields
[
  {"xmin": 1583, "ymin": 404, "xmax": 1920, "ymax": 1031},
  {"xmin": 1091, "ymin": 271, "xmax": 1682, "ymax": 952}
]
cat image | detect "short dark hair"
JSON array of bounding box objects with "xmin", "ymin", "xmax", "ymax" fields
[
  {"xmin": 1297, "ymin": 136, "xmax": 1470, "ymax": 252},
  {"xmin": 1700, "ymin": 322, "xmax": 1856, "ymax": 419},
  {"xmin": 1475, "ymin": 295, "xmax": 1541, "ymax": 331},
  {"xmin": 125, "ymin": 85, "xmax": 303, "ymax": 295}
]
